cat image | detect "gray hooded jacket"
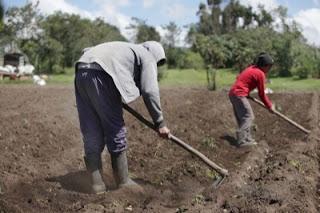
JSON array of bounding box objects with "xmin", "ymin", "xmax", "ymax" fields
[{"xmin": 77, "ymin": 41, "xmax": 166, "ymax": 128}]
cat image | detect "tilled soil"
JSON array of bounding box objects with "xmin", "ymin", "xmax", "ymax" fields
[{"xmin": 0, "ymin": 85, "xmax": 319, "ymax": 213}]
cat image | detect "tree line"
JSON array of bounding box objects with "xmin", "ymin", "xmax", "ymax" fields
[
  {"xmin": 0, "ymin": 0, "xmax": 319, "ymax": 79},
  {"xmin": 188, "ymin": 0, "xmax": 320, "ymax": 78}
]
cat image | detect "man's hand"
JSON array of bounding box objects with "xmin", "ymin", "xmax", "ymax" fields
[{"xmin": 158, "ymin": 126, "xmax": 170, "ymax": 138}]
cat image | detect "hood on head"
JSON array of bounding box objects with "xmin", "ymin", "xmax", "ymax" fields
[{"xmin": 140, "ymin": 41, "xmax": 166, "ymax": 66}]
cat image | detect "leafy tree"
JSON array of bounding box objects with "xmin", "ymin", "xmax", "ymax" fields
[
  {"xmin": 207, "ymin": 0, "xmax": 222, "ymax": 35},
  {"xmin": 222, "ymin": 0, "xmax": 247, "ymax": 33},
  {"xmin": 179, "ymin": 49, "xmax": 204, "ymax": 70},
  {"xmin": 129, "ymin": 17, "xmax": 160, "ymax": 43},
  {"xmin": 41, "ymin": 12, "xmax": 125, "ymax": 70},
  {"xmin": 37, "ymin": 35, "xmax": 64, "ymax": 73},
  {"xmin": 254, "ymin": 5, "xmax": 273, "ymax": 27},
  {"xmin": 291, "ymin": 42, "xmax": 320, "ymax": 79},
  {"xmin": 1, "ymin": 1, "xmax": 43, "ymax": 69},
  {"xmin": 194, "ymin": 34, "xmax": 231, "ymax": 90},
  {"xmin": 165, "ymin": 47, "xmax": 184, "ymax": 68},
  {"xmin": 196, "ymin": 3, "xmax": 212, "ymax": 35},
  {"xmin": 3, "ymin": 2, "xmax": 125, "ymax": 73},
  {"xmin": 162, "ymin": 21, "xmax": 181, "ymax": 48},
  {"xmin": 0, "ymin": 0, "xmax": 4, "ymax": 29},
  {"xmin": 227, "ymin": 27, "xmax": 274, "ymax": 71},
  {"xmin": 272, "ymin": 35, "xmax": 293, "ymax": 77},
  {"xmin": 3, "ymin": 2, "xmax": 42, "ymax": 41}
]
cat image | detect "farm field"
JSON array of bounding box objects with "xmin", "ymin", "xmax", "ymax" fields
[{"xmin": 0, "ymin": 85, "xmax": 319, "ymax": 212}]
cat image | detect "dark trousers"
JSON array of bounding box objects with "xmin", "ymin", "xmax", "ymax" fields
[{"xmin": 75, "ymin": 69, "xmax": 127, "ymax": 158}]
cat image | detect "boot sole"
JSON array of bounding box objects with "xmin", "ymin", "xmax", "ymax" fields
[{"xmin": 92, "ymin": 184, "xmax": 106, "ymax": 194}]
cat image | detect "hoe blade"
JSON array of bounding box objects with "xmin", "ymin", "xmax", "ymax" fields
[{"xmin": 212, "ymin": 175, "xmax": 226, "ymax": 188}]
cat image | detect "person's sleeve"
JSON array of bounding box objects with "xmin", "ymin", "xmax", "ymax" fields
[
  {"xmin": 140, "ymin": 61, "xmax": 165, "ymax": 128},
  {"xmin": 257, "ymin": 72, "xmax": 272, "ymax": 109}
]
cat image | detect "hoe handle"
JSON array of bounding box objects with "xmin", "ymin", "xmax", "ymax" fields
[
  {"xmin": 248, "ymin": 96, "xmax": 311, "ymax": 134},
  {"xmin": 123, "ymin": 104, "xmax": 229, "ymax": 177},
  {"xmin": 168, "ymin": 134, "xmax": 229, "ymax": 176}
]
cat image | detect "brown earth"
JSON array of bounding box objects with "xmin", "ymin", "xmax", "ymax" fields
[{"xmin": 0, "ymin": 85, "xmax": 319, "ymax": 213}]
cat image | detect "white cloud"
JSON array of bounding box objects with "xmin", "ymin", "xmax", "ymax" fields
[
  {"xmin": 31, "ymin": 0, "xmax": 133, "ymax": 40},
  {"xmin": 294, "ymin": 8, "xmax": 320, "ymax": 46},
  {"xmin": 239, "ymin": 0, "xmax": 279, "ymax": 12},
  {"xmin": 143, "ymin": 0, "xmax": 155, "ymax": 8},
  {"xmin": 93, "ymin": 0, "xmax": 130, "ymax": 7},
  {"xmin": 97, "ymin": 4, "xmax": 133, "ymax": 39},
  {"xmin": 165, "ymin": 3, "xmax": 189, "ymax": 20},
  {"xmin": 32, "ymin": 0, "xmax": 93, "ymax": 18}
]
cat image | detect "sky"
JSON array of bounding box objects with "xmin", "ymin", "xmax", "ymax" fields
[{"xmin": 4, "ymin": 0, "xmax": 320, "ymax": 46}]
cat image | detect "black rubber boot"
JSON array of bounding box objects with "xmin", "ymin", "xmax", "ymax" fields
[
  {"xmin": 84, "ymin": 156, "xmax": 106, "ymax": 194},
  {"xmin": 111, "ymin": 151, "xmax": 138, "ymax": 188}
]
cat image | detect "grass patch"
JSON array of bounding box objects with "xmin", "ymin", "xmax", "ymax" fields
[
  {"xmin": 268, "ymin": 77, "xmax": 320, "ymax": 91},
  {"xmin": 160, "ymin": 68, "xmax": 320, "ymax": 91},
  {"xmin": 159, "ymin": 69, "xmax": 207, "ymax": 86},
  {"xmin": 46, "ymin": 74, "xmax": 74, "ymax": 85},
  {"xmin": 0, "ymin": 67, "xmax": 319, "ymax": 91}
]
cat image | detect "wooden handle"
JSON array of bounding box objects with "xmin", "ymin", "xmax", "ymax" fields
[
  {"xmin": 123, "ymin": 104, "xmax": 229, "ymax": 177},
  {"xmin": 248, "ymin": 96, "xmax": 311, "ymax": 134},
  {"xmin": 169, "ymin": 134, "xmax": 229, "ymax": 176}
]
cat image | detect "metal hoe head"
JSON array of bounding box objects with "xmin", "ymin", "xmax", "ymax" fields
[{"xmin": 212, "ymin": 174, "xmax": 227, "ymax": 189}]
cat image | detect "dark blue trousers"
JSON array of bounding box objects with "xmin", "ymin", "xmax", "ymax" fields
[{"xmin": 75, "ymin": 69, "xmax": 127, "ymax": 158}]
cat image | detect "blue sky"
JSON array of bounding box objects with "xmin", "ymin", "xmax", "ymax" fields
[{"xmin": 3, "ymin": 0, "xmax": 320, "ymax": 46}]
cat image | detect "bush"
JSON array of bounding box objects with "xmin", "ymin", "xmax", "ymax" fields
[
  {"xmin": 157, "ymin": 65, "xmax": 167, "ymax": 81},
  {"xmin": 179, "ymin": 50, "xmax": 205, "ymax": 70},
  {"xmin": 294, "ymin": 67, "xmax": 308, "ymax": 79}
]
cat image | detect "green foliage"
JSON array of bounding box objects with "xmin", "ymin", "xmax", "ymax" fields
[
  {"xmin": 291, "ymin": 42, "xmax": 317, "ymax": 79},
  {"xmin": 42, "ymin": 12, "xmax": 125, "ymax": 68},
  {"xmin": 162, "ymin": 22, "xmax": 181, "ymax": 48},
  {"xmin": 190, "ymin": 0, "xmax": 319, "ymax": 80},
  {"xmin": 180, "ymin": 50, "xmax": 205, "ymax": 70},
  {"xmin": 37, "ymin": 36, "xmax": 64, "ymax": 73},
  {"xmin": 165, "ymin": 47, "xmax": 204, "ymax": 70},
  {"xmin": 157, "ymin": 64, "xmax": 167, "ymax": 81},
  {"xmin": 129, "ymin": 17, "xmax": 160, "ymax": 43},
  {"xmin": 206, "ymin": 66, "xmax": 217, "ymax": 90},
  {"xmin": 272, "ymin": 34, "xmax": 293, "ymax": 77},
  {"xmin": 201, "ymin": 136, "xmax": 216, "ymax": 149},
  {"xmin": 2, "ymin": 3, "xmax": 125, "ymax": 74},
  {"xmin": 165, "ymin": 47, "xmax": 184, "ymax": 68},
  {"xmin": 3, "ymin": 2, "xmax": 43, "ymax": 41},
  {"xmin": 0, "ymin": 0, "xmax": 3, "ymax": 30},
  {"xmin": 194, "ymin": 34, "xmax": 231, "ymax": 68}
]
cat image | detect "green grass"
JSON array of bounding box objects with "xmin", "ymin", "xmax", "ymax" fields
[
  {"xmin": 160, "ymin": 68, "xmax": 320, "ymax": 91},
  {"xmin": 47, "ymin": 74, "xmax": 74, "ymax": 84},
  {"xmin": 0, "ymin": 67, "xmax": 319, "ymax": 91},
  {"xmin": 159, "ymin": 69, "xmax": 208, "ymax": 86},
  {"xmin": 160, "ymin": 68, "xmax": 236, "ymax": 88},
  {"xmin": 268, "ymin": 77, "xmax": 320, "ymax": 91},
  {"xmin": 46, "ymin": 67, "xmax": 74, "ymax": 85}
]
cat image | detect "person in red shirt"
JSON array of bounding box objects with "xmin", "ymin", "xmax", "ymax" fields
[{"xmin": 229, "ymin": 52, "xmax": 275, "ymax": 147}]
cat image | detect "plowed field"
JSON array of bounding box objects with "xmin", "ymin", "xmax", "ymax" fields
[{"xmin": 0, "ymin": 85, "xmax": 319, "ymax": 212}]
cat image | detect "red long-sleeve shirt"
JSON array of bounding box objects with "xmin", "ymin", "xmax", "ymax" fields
[{"xmin": 229, "ymin": 65, "xmax": 272, "ymax": 109}]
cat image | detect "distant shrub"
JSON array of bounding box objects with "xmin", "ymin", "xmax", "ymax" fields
[
  {"xmin": 52, "ymin": 64, "xmax": 65, "ymax": 74},
  {"xmin": 157, "ymin": 65, "xmax": 167, "ymax": 81},
  {"xmin": 179, "ymin": 50, "xmax": 205, "ymax": 70}
]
